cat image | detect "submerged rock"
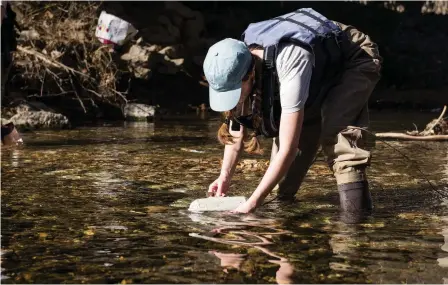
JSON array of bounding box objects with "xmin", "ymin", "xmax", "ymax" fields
[
  {"xmin": 123, "ymin": 103, "xmax": 156, "ymax": 121},
  {"xmin": 6, "ymin": 102, "xmax": 70, "ymax": 130}
]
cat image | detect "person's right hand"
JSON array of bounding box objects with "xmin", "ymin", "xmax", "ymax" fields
[{"xmin": 208, "ymin": 175, "xmax": 230, "ymax": 197}]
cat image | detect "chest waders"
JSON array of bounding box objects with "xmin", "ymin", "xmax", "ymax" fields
[{"xmin": 230, "ymin": 9, "xmax": 373, "ymax": 223}]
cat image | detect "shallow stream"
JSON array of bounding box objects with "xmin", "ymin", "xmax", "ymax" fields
[{"xmin": 1, "ymin": 111, "xmax": 447, "ymax": 283}]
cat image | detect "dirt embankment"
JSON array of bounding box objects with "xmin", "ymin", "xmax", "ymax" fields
[{"xmin": 3, "ymin": 1, "xmax": 447, "ymax": 126}]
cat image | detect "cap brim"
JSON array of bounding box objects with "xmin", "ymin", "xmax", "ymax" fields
[{"xmin": 209, "ymin": 84, "xmax": 242, "ymax": 112}]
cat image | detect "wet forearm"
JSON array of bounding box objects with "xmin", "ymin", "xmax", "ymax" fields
[
  {"xmin": 220, "ymin": 138, "xmax": 243, "ymax": 179},
  {"xmin": 220, "ymin": 122, "xmax": 244, "ymax": 179},
  {"xmin": 248, "ymin": 149, "xmax": 297, "ymax": 203},
  {"xmin": 249, "ymin": 111, "xmax": 304, "ymax": 206}
]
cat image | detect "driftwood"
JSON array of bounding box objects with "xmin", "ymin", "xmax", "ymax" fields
[
  {"xmin": 17, "ymin": 46, "xmax": 89, "ymax": 78},
  {"xmin": 375, "ymin": 106, "xmax": 448, "ymax": 141},
  {"xmin": 375, "ymin": 133, "xmax": 448, "ymax": 141},
  {"xmin": 10, "ymin": 1, "xmax": 129, "ymax": 113}
]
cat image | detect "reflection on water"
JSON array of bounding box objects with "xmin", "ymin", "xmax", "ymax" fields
[
  {"xmin": 1, "ymin": 111, "xmax": 447, "ymax": 283},
  {"xmin": 437, "ymin": 147, "xmax": 448, "ymax": 283},
  {"xmin": 188, "ymin": 213, "xmax": 296, "ymax": 284}
]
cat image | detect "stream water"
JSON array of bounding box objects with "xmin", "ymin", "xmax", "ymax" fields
[{"xmin": 1, "ymin": 111, "xmax": 447, "ymax": 284}]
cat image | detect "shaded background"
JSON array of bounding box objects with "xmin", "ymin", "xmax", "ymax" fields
[{"xmin": 4, "ymin": 1, "xmax": 448, "ymax": 122}]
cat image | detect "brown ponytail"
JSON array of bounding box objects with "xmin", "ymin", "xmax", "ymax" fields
[
  {"xmin": 216, "ymin": 46, "xmax": 265, "ymax": 155},
  {"xmin": 217, "ymin": 111, "xmax": 236, "ymax": 145},
  {"xmin": 216, "ymin": 113, "xmax": 263, "ymax": 155}
]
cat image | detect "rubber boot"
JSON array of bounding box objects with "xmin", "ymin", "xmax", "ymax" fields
[{"xmin": 338, "ymin": 181, "xmax": 373, "ymax": 224}]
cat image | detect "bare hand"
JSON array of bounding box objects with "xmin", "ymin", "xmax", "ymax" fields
[
  {"xmin": 208, "ymin": 176, "xmax": 230, "ymax": 197},
  {"xmin": 231, "ymin": 200, "xmax": 258, "ymax": 214}
]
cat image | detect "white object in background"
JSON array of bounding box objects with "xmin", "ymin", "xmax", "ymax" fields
[
  {"xmin": 188, "ymin": 196, "xmax": 247, "ymax": 212},
  {"xmin": 95, "ymin": 11, "xmax": 138, "ymax": 46}
]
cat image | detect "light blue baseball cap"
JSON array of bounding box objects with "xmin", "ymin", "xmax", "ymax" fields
[{"xmin": 203, "ymin": 38, "xmax": 252, "ymax": 112}]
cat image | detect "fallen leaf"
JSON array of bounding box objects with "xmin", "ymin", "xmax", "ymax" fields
[
  {"xmin": 145, "ymin": 206, "xmax": 170, "ymax": 213},
  {"xmin": 38, "ymin": 233, "xmax": 48, "ymax": 238},
  {"xmin": 83, "ymin": 229, "xmax": 95, "ymax": 236}
]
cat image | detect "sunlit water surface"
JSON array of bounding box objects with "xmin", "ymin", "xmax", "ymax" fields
[{"xmin": 1, "ymin": 111, "xmax": 447, "ymax": 284}]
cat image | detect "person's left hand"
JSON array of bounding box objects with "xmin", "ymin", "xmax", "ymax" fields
[{"xmin": 231, "ymin": 199, "xmax": 258, "ymax": 214}]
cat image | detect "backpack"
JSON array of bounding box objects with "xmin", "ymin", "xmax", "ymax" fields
[{"xmin": 236, "ymin": 8, "xmax": 345, "ymax": 138}]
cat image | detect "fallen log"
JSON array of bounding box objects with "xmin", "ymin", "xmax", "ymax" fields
[
  {"xmin": 375, "ymin": 105, "xmax": 448, "ymax": 141},
  {"xmin": 375, "ymin": 132, "xmax": 448, "ymax": 141}
]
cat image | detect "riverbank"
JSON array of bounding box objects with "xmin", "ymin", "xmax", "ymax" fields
[{"xmin": 2, "ymin": 1, "xmax": 447, "ymax": 130}]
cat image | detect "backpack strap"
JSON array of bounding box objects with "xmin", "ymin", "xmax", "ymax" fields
[
  {"xmin": 264, "ymin": 45, "xmax": 276, "ymax": 69},
  {"xmin": 259, "ymin": 45, "xmax": 281, "ymax": 138},
  {"xmin": 273, "ymin": 16, "xmax": 319, "ymax": 36},
  {"xmin": 295, "ymin": 8, "xmax": 343, "ymax": 66},
  {"xmin": 295, "ymin": 9, "xmax": 332, "ymax": 30}
]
